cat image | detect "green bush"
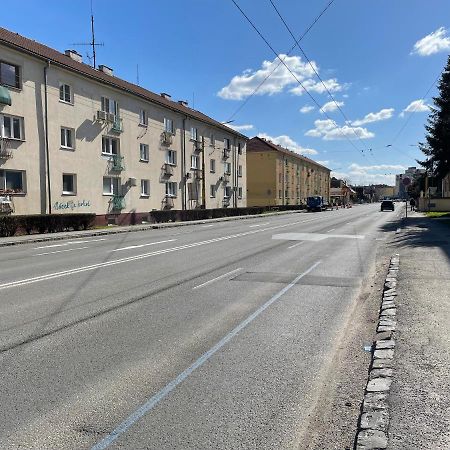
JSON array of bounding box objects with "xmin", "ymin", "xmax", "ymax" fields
[{"xmin": 0, "ymin": 216, "xmax": 18, "ymax": 237}]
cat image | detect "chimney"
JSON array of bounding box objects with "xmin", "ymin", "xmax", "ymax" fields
[
  {"xmin": 98, "ymin": 65, "xmax": 113, "ymax": 76},
  {"xmin": 160, "ymin": 92, "xmax": 171, "ymax": 99},
  {"xmin": 65, "ymin": 50, "xmax": 83, "ymax": 63},
  {"xmin": 178, "ymin": 100, "xmax": 188, "ymax": 107}
]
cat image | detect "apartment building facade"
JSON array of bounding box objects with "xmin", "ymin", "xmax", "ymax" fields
[
  {"xmin": 246, "ymin": 137, "xmax": 330, "ymax": 206},
  {"xmin": 0, "ymin": 28, "xmax": 247, "ymax": 223}
]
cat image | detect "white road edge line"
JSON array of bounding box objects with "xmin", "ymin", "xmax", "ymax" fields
[
  {"xmin": 90, "ymin": 260, "xmax": 321, "ymax": 450},
  {"xmin": 34, "ymin": 238, "xmax": 106, "ymax": 249},
  {"xmin": 288, "ymin": 241, "xmax": 305, "ymax": 249},
  {"xmin": 33, "ymin": 246, "xmax": 90, "ymax": 256},
  {"xmin": 201, "ymin": 225, "xmax": 214, "ymax": 228},
  {"xmin": 248, "ymin": 222, "xmax": 271, "ymax": 228},
  {"xmin": 192, "ymin": 268, "xmax": 242, "ymax": 290},
  {"xmin": 326, "ymin": 228, "xmax": 336, "ymax": 233},
  {"xmin": 112, "ymin": 239, "xmax": 176, "ymax": 252}
]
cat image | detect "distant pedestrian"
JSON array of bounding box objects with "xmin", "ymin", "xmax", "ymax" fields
[{"xmin": 409, "ymin": 198, "xmax": 416, "ymax": 211}]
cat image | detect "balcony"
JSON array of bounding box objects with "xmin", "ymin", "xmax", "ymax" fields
[
  {"xmin": 111, "ymin": 195, "xmax": 125, "ymax": 210},
  {"xmin": 161, "ymin": 131, "xmax": 173, "ymax": 146},
  {"xmin": 111, "ymin": 117, "xmax": 123, "ymax": 133},
  {"xmin": 163, "ymin": 163, "xmax": 174, "ymax": 177},
  {"xmin": 222, "ymin": 174, "xmax": 230, "ymax": 184},
  {"xmin": 163, "ymin": 196, "xmax": 174, "ymax": 209},
  {"xmin": 193, "ymin": 141, "xmax": 202, "ymax": 152},
  {"xmin": 111, "ymin": 155, "xmax": 125, "ymax": 171},
  {"xmin": 222, "ymin": 198, "xmax": 230, "ymax": 207},
  {"xmin": 0, "ymin": 148, "xmax": 13, "ymax": 160},
  {"xmin": 223, "ymin": 149, "xmax": 230, "ymax": 160}
]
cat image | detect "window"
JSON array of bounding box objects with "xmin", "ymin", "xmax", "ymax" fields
[
  {"xmin": 210, "ymin": 159, "xmax": 216, "ymax": 173},
  {"xmin": 279, "ymin": 173, "xmax": 282, "ymax": 183},
  {"xmin": 140, "ymin": 143, "xmax": 149, "ymax": 162},
  {"xmin": 224, "ymin": 186, "xmax": 232, "ymax": 198},
  {"xmin": 191, "ymin": 154, "xmax": 199, "ymax": 169},
  {"xmin": 191, "ymin": 127, "xmax": 198, "ymax": 141},
  {"xmin": 164, "ymin": 118, "xmax": 174, "ymax": 134},
  {"xmin": 224, "ymin": 162, "xmax": 232, "ymax": 175},
  {"xmin": 59, "ymin": 84, "xmax": 72, "ymax": 103},
  {"xmin": 103, "ymin": 176, "xmax": 120, "ymax": 195},
  {"xmin": 1, "ymin": 114, "xmax": 24, "ymax": 140},
  {"xmin": 238, "ymin": 187, "xmax": 243, "ymax": 198},
  {"xmin": 210, "ymin": 133, "xmax": 215, "ymax": 147},
  {"xmin": 0, "ymin": 169, "xmax": 26, "ymax": 193},
  {"xmin": 238, "ymin": 165, "xmax": 242, "ymax": 177},
  {"xmin": 101, "ymin": 96, "xmax": 118, "ymax": 115},
  {"xmin": 102, "ymin": 136, "xmax": 119, "ymax": 155},
  {"xmin": 60, "ymin": 127, "xmax": 74, "ymax": 149},
  {"xmin": 210, "ymin": 185, "xmax": 216, "ymax": 198},
  {"xmin": 166, "ymin": 150, "xmax": 177, "ymax": 165},
  {"xmin": 62, "ymin": 174, "xmax": 76, "ymax": 195},
  {"xmin": 139, "ymin": 109, "xmax": 148, "ymax": 126},
  {"xmin": 279, "ymin": 190, "xmax": 282, "ymax": 199},
  {"xmin": 0, "ymin": 61, "xmax": 20, "ymax": 88},
  {"xmin": 224, "ymin": 138, "xmax": 230, "ymax": 150},
  {"xmin": 165, "ymin": 181, "xmax": 177, "ymax": 197},
  {"xmin": 141, "ymin": 179, "xmax": 150, "ymax": 197},
  {"xmin": 237, "ymin": 142, "xmax": 242, "ymax": 154},
  {"xmin": 285, "ymin": 190, "xmax": 289, "ymax": 198}
]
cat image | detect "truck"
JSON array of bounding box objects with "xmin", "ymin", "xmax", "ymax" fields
[{"xmin": 306, "ymin": 196, "xmax": 327, "ymax": 212}]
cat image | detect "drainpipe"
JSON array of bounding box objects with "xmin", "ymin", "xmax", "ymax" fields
[
  {"xmin": 181, "ymin": 117, "xmax": 186, "ymax": 210},
  {"xmin": 44, "ymin": 61, "xmax": 52, "ymax": 214},
  {"xmin": 232, "ymin": 137, "xmax": 237, "ymax": 208}
]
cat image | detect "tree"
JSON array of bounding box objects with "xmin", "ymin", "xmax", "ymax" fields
[{"xmin": 419, "ymin": 55, "xmax": 450, "ymax": 179}]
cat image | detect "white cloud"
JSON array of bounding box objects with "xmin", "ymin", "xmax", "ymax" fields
[
  {"xmin": 412, "ymin": 27, "xmax": 450, "ymax": 56},
  {"xmin": 348, "ymin": 163, "xmax": 406, "ymax": 172},
  {"xmin": 331, "ymin": 164, "xmax": 399, "ymax": 185},
  {"xmin": 316, "ymin": 160, "xmax": 330, "ymax": 166},
  {"xmin": 226, "ymin": 124, "xmax": 254, "ymax": 132},
  {"xmin": 300, "ymin": 105, "xmax": 315, "ymax": 114},
  {"xmin": 399, "ymin": 99, "xmax": 431, "ymax": 117},
  {"xmin": 305, "ymin": 119, "xmax": 374, "ymax": 140},
  {"xmin": 352, "ymin": 108, "xmax": 395, "ymax": 126},
  {"xmin": 320, "ymin": 100, "xmax": 344, "ymax": 113},
  {"xmin": 218, "ymin": 54, "xmax": 343, "ymax": 100},
  {"xmin": 258, "ymin": 132, "xmax": 318, "ymax": 155},
  {"xmin": 290, "ymin": 78, "xmax": 344, "ymax": 96}
]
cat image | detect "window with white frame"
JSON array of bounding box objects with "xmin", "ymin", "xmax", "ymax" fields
[
  {"xmin": 224, "ymin": 162, "xmax": 232, "ymax": 174},
  {"xmin": 210, "ymin": 133, "xmax": 215, "ymax": 147},
  {"xmin": 1, "ymin": 114, "xmax": 24, "ymax": 140},
  {"xmin": 0, "ymin": 61, "xmax": 20, "ymax": 89},
  {"xmin": 224, "ymin": 186, "xmax": 232, "ymax": 198},
  {"xmin": 190, "ymin": 127, "xmax": 198, "ymax": 141},
  {"xmin": 103, "ymin": 176, "xmax": 120, "ymax": 195},
  {"xmin": 238, "ymin": 165, "xmax": 242, "ymax": 177},
  {"xmin": 210, "ymin": 184, "xmax": 216, "ymax": 198},
  {"xmin": 191, "ymin": 154, "xmax": 199, "ymax": 169},
  {"xmin": 60, "ymin": 127, "xmax": 74, "ymax": 149},
  {"xmin": 139, "ymin": 143, "xmax": 149, "ymax": 162},
  {"xmin": 210, "ymin": 159, "xmax": 216, "ymax": 173},
  {"xmin": 224, "ymin": 138, "xmax": 230, "ymax": 150},
  {"xmin": 62, "ymin": 173, "xmax": 76, "ymax": 195},
  {"xmin": 139, "ymin": 109, "xmax": 148, "ymax": 126},
  {"xmin": 165, "ymin": 181, "xmax": 177, "ymax": 197},
  {"xmin": 166, "ymin": 150, "xmax": 177, "ymax": 165},
  {"xmin": 59, "ymin": 84, "xmax": 72, "ymax": 103},
  {"xmin": 102, "ymin": 136, "xmax": 119, "ymax": 155},
  {"xmin": 0, "ymin": 169, "xmax": 26, "ymax": 193},
  {"xmin": 238, "ymin": 187, "xmax": 243, "ymax": 198},
  {"xmin": 164, "ymin": 117, "xmax": 174, "ymax": 134},
  {"xmin": 101, "ymin": 96, "xmax": 118, "ymax": 116},
  {"xmin": 141, "ymin": 179, "xmax": 150, "ymax": 197}
]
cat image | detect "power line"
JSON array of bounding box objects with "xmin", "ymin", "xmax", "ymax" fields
[
  {"xmin": 226, "ymin": 0, "xmax": 335, "ymax": 122},
  {"xmin": 229, "ymin": 0, "xmax": 367, "ymax": 159}
]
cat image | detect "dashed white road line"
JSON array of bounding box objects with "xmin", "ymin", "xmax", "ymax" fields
[
  {"xmin": 192, "ymin": 268, "xmax": 242, "ymax": 290},
  {"xmin": 34, "ymin": 238, "xmax": 106, "ymax": 249},
  {"xmin": 112, "ymin": 239, "xmax": 176, "ymax": 252},
  {"xmin": 33, "ymin": 246, "xmax": 90, "ymax": 256},
  {"xmin": 201, "ymin": 225, "xmax": 214, "ymax": 228},
  {"xmin": 326, "ymin": 228, "xmax": 336, "ymax": 233},
  {"xmin": 288, "ymin": 241, "xmax": 305, "ymax": 249},
  {"xmin": 248, "ymin": 222, "xmax": 271, "ymax": 228}
]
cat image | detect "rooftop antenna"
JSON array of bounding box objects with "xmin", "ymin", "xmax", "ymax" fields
[{"xmin": 70, "ymin": 0, "xmax": 104, "ymax": 68}]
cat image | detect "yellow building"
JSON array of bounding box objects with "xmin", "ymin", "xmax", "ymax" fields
[{"xmin": 246, "ymin": 137, "xmax": 330, "ymax": 206}]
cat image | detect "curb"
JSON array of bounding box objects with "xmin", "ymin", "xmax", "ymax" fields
[
  {"xmin": 355, "ymin": 254, "xmax": 400, "ymax": 449},
  {"xmin": 0, "ymin": 210, "xmax": 303, "ymax": 248}
]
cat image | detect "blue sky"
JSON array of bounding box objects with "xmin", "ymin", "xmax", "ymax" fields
[{"xmin": 4, "ymin": 0, "xmax": 450, "ymax": 184}]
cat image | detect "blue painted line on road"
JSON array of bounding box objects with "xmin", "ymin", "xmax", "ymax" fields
[{"xmin": 90, "ymin": 261, "xmax": 321, "ymax": 450}]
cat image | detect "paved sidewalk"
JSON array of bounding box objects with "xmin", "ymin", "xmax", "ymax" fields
[
  {"xmin": 387, "ymin": 211, "xmax": 450, "ymax": 449},
  {"xmin": 0, "ymin": 210, "xmax": 302, "ymax": 247}
]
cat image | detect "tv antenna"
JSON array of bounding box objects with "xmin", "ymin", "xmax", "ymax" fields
[{"xmin": 70, "ymin": 0, "xmax": 104, "ymax": 68}]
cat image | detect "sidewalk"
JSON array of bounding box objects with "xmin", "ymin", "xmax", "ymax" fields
[
  {"xmin": 387, "ymin": 211, "xmax": 450, "ymax": 448},
  {"xmin": 0, "ymin": 210, "xmax": 302, "ymax": 247}
]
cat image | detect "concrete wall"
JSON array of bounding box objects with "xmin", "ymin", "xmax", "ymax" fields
[{"xmin": 418, "ymin": 197, "xmax": 450, "ymax": 212}]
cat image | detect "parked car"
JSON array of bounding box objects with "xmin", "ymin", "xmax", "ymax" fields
[{"xmin": 380, "ymin": 200, "xmax": 395, "ymax": 211}]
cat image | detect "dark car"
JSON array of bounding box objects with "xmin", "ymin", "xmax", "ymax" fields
[{"xmin": 380, "ymin": 200, "xmax": 395, "ymax": 211}]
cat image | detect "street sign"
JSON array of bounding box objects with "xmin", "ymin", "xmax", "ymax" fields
[{"xmin": 402, "ymin": 176, "xmax": 411, "ymax": 186}]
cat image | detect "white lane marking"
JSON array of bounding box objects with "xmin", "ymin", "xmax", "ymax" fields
[
  {"xmin": 346, "ymin": 222, "xmax": 351, "ymax": 224},
  {"xmin": 288, "ymin": 241, "xmax": 305, "ymax": 249},
  {"xmin": 90, "ymin": 261, "xmax": 321, "ymax": 450},
  {"xmin": 201, "ymin": 225, "xmax": 214, "ymax": 228},
  {"xmin": 272, "ymin": 232, "xmax": 365, "ymax": 242},
  {"xmin": 396, "ymin": 228, "xmax": 401, "ymax": 233},
  {"xmin": 0, "ymin": 218, "xmax": 320, "ymax": 291},
  {"xmin": 326, "ymin": 228, "xmax": 336, "ymax": 233},
  {"xmin": 33, "ymin": 246, "xmax": 90, "ymax": 256},
  {"xmin": 192, "ymin": 268, "xmax": 242, "ymax": 290},
  {"xmin": 34, "ymin": 238, "xmax": 106, "ymax": 249},
  {"xmin": 249, "ymin": 222, "xmax": 271, "ymax": 228},
  {"xmin": 112, "ymin": 239, "xmax": 176, "ymax": 252},
  {"xmin": 375, "ymin": 238, "xmax": 386, "ymax": 241}
]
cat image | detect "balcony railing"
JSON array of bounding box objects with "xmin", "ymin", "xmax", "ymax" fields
[
  {"xmin": 222, "ymin": 198, "xmax": 230, "ymax": 207},
  {"xmin": 222, "ymin": 174, "xmax": 230, "ymax": 184},
  {"xmin": 163, "ymin": 163, "xmax": 174, "ymax": 177},
  {"xmin": 111, "ymin": 155, "xmax": 125, "ymax": 171},
  {"xmin": 223, "ymin": 149, "xmax": 230, "ymax": 159},
  {"xmin": 111, "ymin": 195, "xmax": 125, "ymax": 210},
  {"xmin": 111, "ymin": 117, "xmax": 123, "ymax": 133},
  {"xmin": 0, "ymin": 148, "xmax": 13, "ymax": 160}
]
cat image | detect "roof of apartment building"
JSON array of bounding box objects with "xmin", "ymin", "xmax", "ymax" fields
[
  {"xmin": 247, "ymin": 136, "xmax": 331, "ymax": 172},
  {"xmin": 0, "ymin": 27, "xmax": 247, "ymax": 140}
]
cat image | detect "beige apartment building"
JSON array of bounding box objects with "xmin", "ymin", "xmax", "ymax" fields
[
  {"xmin": 0, "ymin": 28, "xmax": 247, "ymax": 224},
  {"xmin": 246, "ymin": 137, "xmax": 330, "ymax": 206}
]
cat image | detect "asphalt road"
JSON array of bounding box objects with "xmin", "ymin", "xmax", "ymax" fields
[{"xmin": 0, "ymin": 204, "xmax": 402, "ymax": 449}]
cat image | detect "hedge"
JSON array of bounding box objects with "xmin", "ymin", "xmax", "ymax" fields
[{"xmin": 0, "ymin": 213, "xmax": 96, "ymax": 237}]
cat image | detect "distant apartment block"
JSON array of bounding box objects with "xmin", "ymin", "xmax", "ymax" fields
[
  {"xmin": 394, "ymin": 167, "xmax": 425, "ymax": 198},
  {"xmin": 246, "ymin": 137, "xmax": 330, "ymax": 206},
  {"xmin": 0, "ymin": 28, "xmax": 247, "ymax": 223}
]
